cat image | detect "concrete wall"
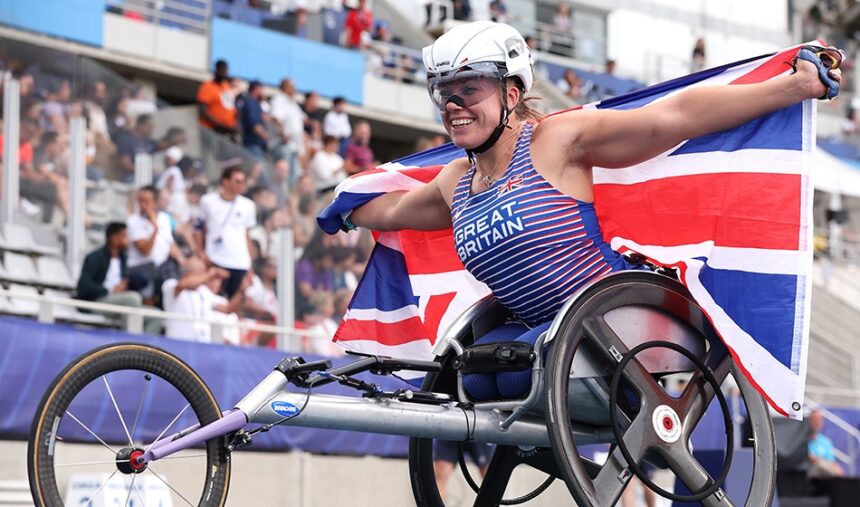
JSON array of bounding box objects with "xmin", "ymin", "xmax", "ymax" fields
[
  {"xmin": 103, "ymin": 12, "xmax": 209, "ymax": 71},
  {"xmin": 3, "ymin": 441, "xmax": 577, "ymax": 506}
]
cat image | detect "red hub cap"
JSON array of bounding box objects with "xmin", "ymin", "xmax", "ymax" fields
[{"xmin": 663, "ymin": 416, "xmax": 674, "ymax": 430}]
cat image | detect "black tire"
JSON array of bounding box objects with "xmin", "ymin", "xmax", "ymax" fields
[
  {"xmin": 408, "ymin": 355, "xmax": 458, "ymax": 507},
  {"xmin": 28, "ymin": 342, "xmax": 231, "ymax": 507},
  {"xmin": 544, "ymin": 271, "xmax": 775, "ymax": 506},
  {"xmin": 408, "ymin": 339, "xmax": 558, "ymax": 506}
]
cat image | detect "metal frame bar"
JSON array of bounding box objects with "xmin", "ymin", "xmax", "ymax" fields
[{"xmin": 1, "ymin": 74, "xmax": 20, "ymax": 226}]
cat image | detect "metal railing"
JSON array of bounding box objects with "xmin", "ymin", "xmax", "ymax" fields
[
  {"xmin": 365, "ymin": 40, "xmax": 425, "ymax": 84},
  {"xmin": 0, "ymin": 286, "xmax": 316, "ymax": 352},
  {"xmin": 105, "ymin": 0, "xmax": 211, "ymax": 34}
]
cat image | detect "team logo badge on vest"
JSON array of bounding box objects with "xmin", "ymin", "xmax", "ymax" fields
[{"xmin": 498, "ymin": 175, "xmax": 523, "ymax": 195}]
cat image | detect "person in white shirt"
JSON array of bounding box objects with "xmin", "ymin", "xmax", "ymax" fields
[
  {"xmin": 157, "ymin": 153, "xmax": 197, "ymax": 224},
  {"xmin": 126, "ymin": 185, "xmax": 180, "ymax": 302},
  {"xmin": 197, "ymin": 166, "xmax": 257, "ymax": 297},
  {"xmin": 269, "ymin": 78, "xmax": 306, "ymax": 185},
  {"xmin": 161, "ymin": 258, "xmax": 248, "ymax": 343},
  {"xmin": 322, "ymin": 96, "xmax": 352, "ymax": 149},
  {"xmin": 309, "ymin": 135, "xmax": 346, "ymax": 192},
  {"xmin": 243, "ymin": 257, "xmax": 279, "ymax": 322}
]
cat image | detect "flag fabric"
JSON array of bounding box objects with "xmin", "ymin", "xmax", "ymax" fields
[{"xmin": 318, "ymin": 44, "xmax": 816, "ymax": 418}]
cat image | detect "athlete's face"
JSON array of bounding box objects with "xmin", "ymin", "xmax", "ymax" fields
[{"xmin": 439, "ymin": 79, "xmax": 519, "ymax": 150}]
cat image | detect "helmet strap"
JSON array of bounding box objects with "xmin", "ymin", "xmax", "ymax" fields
[{"xmin": 466, "ymin": 81, "xmax": 513, "ymax": 164}]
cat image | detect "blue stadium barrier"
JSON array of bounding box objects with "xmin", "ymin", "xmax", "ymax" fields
[
  {"xmin": 210, "ymin": 17, "xmax": 364, "ymax": 104},
  {"xmin": 2, "ymin": 315, "xmax": 857, "ymax": 465},
  {"xmin": 0, "ymin": 0, "xmax": 104, "ymax": 47}
]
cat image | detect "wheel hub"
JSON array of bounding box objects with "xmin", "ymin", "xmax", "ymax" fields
[
  {"xmin": 651, "ymin": 405, "xmax": 682, "ymax": 443},
  {"xmin": 116, "ymin": 447, "xmax": 147, "ymax": 474}
]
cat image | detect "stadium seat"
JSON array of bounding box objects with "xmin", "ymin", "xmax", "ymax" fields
[
  {"xmin": 37, "ymin": 256, "xmax": 76, "ymax": 290},
  {"xmin": 4, "ymin": 284, "xmax": 40, "ymax": 316},
  {"xmin": 0, "ymin": 253, "xmax": 40, "ymax": 285},
  {"xmin": 42, "ymin": 289, "xmax": 109, "ymax": 326},
  {"xmin": 0, "ymin": 223, "xmax": 62, "ymax": 256}
]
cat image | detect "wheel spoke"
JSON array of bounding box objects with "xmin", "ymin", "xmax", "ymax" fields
[
  {"xmin": 124, "ymin": 474, "xmax": 135, "ymax": 507},
  {"xmin": 103, "ymin": 375, "xmax": 134, "ymax": 448},
  {"xmin": 147, "ymin": 466, "xmax": 196, "ymax": 507},
  {"xmin": 143, "ymin": 403, "xmax": 191, "ymax": 454},
  {"xmin": 64, "ymin": 410, "xmax": 119, "ymax": 454},
  {"xmin": 591, "ymin": 414, "xmax": 650, "ymax": 505},
  {"xmin": 85, "ymin": 469, "xmax": 118, "ymax": 506},
  {"xmin": 663, "ymin": 446, "xmax": 736, "ymax": 507},
  {"xmin": 473, "ymin": 446, "xmax": 519, "ymax": 507},
  {"xmin": 132, "ymin": 477, "xmax": 149, "ymax": 507},
  {"xmin": 129, "ymin": 373, "xmax": 152, "ymax": 444},
  {"xmin": 679, "ymin": 355, "xmax": 732, "ymax": 432},
  {"xmin": 55, "ymin": 459, "xmax": 126, "ymax": 468},
  {"xmin": 582, "ymin": 316, "xmax": 664, "ymax": 402}
]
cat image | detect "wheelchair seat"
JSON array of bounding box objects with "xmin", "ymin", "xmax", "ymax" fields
[{"xmin": 462, "ymin": 321, "xmax": 550, "ymax": 400}]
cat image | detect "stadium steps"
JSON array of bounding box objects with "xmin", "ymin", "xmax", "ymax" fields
[
  {"xmin": 0, "ymin": 480, "xmax": 33, "ymax": 506},
  {"xmin": 808, "ymin": 284, "xmax": 860, "ymax": 406}
]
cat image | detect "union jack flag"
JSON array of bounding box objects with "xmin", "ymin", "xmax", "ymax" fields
[
  {"xmin": 498, "ymin": 174, "xmax": 524, "ymax": 195},
  {"xmin": 319, "ymin": 44, "xmax": 818, "ymax": 417}
]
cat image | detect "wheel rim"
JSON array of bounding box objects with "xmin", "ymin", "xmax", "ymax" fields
[
  {"xmin": 545, "ymin": 272, "xmax": 775, "ymax": 507},
  {"xmin": 30, "ymin": 344, "xmax": 229, "ymax": 507},
  {"xmin": 409, "ymin": 357, "xmax": 560, "ymax": 506}
]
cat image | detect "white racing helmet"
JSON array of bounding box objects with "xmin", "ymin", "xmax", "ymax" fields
[
  {"xmin": 422, "ymin": 21, "xmax": 534, "ymax": 158},
  {"xmin": 422, "ymin": 20, "xmax": 533, "ymax": 93}
]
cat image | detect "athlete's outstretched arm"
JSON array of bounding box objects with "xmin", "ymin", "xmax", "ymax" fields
[
  {"xmin": 348, "ymin": 169, "xmax": 453, "ymax": 231},
  {"xmin": 546, "ymin": 57, "xmax": 840, "ymax": 170}
]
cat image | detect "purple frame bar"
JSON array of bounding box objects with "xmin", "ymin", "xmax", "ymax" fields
[{"xmin": 140, "ymin": 409, "xmax": 248, "ymax": 464}]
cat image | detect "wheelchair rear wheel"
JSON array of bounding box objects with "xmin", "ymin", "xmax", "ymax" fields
[{"xmin": 544, "ymin": 272, "xmax": 776, "ymax": 506}]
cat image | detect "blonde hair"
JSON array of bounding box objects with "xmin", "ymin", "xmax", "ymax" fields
[{"xmin": 508, "ymin": 77, "xmax": 545, "ymax": 122}]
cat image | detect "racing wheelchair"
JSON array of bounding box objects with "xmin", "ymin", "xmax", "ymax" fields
[{"xmin": 28, "ymin": 270, "xmax": 776, "ymax": 506}]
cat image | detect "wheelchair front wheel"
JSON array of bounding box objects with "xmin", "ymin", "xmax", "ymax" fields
[
  {"xmin": 544, "ymin": 272, "xmax": 776, "ymax": 506},
  {"xmin": 28, "ymin": 342, "xmax": 231, "ymax": 507}
]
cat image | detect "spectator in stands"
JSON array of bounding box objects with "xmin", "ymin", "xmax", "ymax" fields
[
  {"xmin": 323, "ymin": 97, "xmax": 352, "ymax": 151},
  {"xmin": 115, "ymin": 113, "xmax": 158, "ymax": 182},
  {"xmin": 197, "ymin": 165, "xmax": 257, "ymax": 298},
  {"xmin": 453, "ymin": 0, "xmax": 472, "ymax": 20},
  {"xmin": 310, "ymin": 135, "xmax": 346, "ymax": 192},
  {"xmin": 239, "ymin": 80, "xmax": 270, "ymax": 158},
  {"xmin": 344, "ymin": 121, "xmax": 375, "ymax": 176},
  {"xmin": 76, "ymin": 222, "xmax": 161, "ymax": 334},
  {"xmin": 303, "ymin": 291, "xmax": 342, "ymax": 356},
  {"xmin": 302, "ymin": 91, "xmax": 324, "ymax": 151},
  {"xmin": 197, "ymin": 59, "xmax": 238, "ymax": 137},
  {"xmin": 605, "ymin": 58, "xmax": 617, "ymax": 76},
  {"xmin": 551, "ymin": 2, "xmax": 574, "ymax": 56},
  {"xmin": 41, "ymin": 79, "xmax": 71, "ymax": 134},
  {"xmin": 125, "ymin": 86, "xmax": 158, "ymax": 126},
  {"xmin": 126, "ymin": 185, "xmax": 181, "ymax": 304},
  {"xmin": 187, "ymin": 182, "xmax": 208, "ymax": 225},
  {"xmin": 161, "ymin": 258, "xmax": 249, "ymax": 343},
  {"xmin": 270, "ymin": 78, "xmax": 306, "ymax": 184},
  {"xmin": 691, "ymin": 37, "xmax": 707, "ymax": 72},
  {"xmin": 83, "ymin": 80, "xmax": 110, "ymax": 142},
  {"xmin": 808, "ymin": 409, "xmax": 845, "ymax": 478},
  {"xmin": 296, "ymin": 232, "xmax": 336, "ymax": 311},
  {"xmin": 158, "ymin": 145, "xmax": 182, "ymax": 181},
  {"xmin": 489, "ymin": 0, "xmax": 508, "ymax": 23},
  {"xmin": 158, "ymin": 153, "xmax": 199, "ymax": 223},
  {"xmin": 244, "ymin": 256, "xmax": 279, "ymax": 322},
  {"xmin": 344, "ymin": 0, "xmax": 373, "ymax": 49},
  {"xmin": 18, "ymin": 121, "xmax": 69, "ymax": 222},
  {"xmin": 556, "ymin": 68, "xmax": 584, "ymax": 101}
]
